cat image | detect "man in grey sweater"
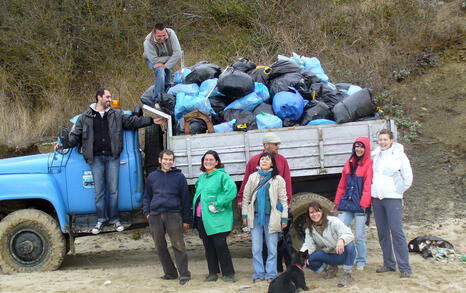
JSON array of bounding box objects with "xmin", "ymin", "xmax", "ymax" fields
[{"xmin": 143, "ymin": 23, "xmax": 182, "ymax": 104}]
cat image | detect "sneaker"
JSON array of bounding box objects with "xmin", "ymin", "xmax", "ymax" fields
[
  {"xmin": 204, "ymin": 274, "xmax": 218, "ymax": 282},
  {"xmin": 91, "ymin": 222, "xmax": 103, "ymax": 235},
  {"xmin": 179, "ymin": 278, "xmax": 190, "ymax": 285},
  {"xmin": 114, "ymin": 221, "xmax": 124, "ymax": 232},
  {"xmin": 223, "ymin": 275, "xmax": 237, "ymax": 283},
  {"xmin": 266, "ymin": 278, "xmax": 274, "ymax": 283},
  {"xmin": 376, "ymin": 266, "xmax": 396, "ymax": 273},
  {"xmin": 356, "ymin": 266, "xmax": 365, "ymax": 271},
  {"xmin": 325, "ymin": 265, "xmax": 338, "ymax": 279},
  {"xmin": 253, "ymin": 278, "xmax": 264, "ymax": 283},
  {"xmin": 338, "ymin": 271, "xmax": 353, "ymax": 288},
  {"xmin": 400, "ymin": 271, "xmax": 412, "ymax": 278}
]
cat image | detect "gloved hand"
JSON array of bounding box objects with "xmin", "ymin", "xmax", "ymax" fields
[{"xmin": 208, "ymin": 204, "xmax": 223, "ymax": 213}]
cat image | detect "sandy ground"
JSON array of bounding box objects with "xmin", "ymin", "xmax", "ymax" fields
[{"xmin": 0, "ymin": 217, "xmax": 464, "ymax": 293}]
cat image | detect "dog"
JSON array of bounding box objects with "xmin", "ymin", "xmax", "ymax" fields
[{"xmin": 268, "ymin": 249, "xmax": 309, "ymax": 293}]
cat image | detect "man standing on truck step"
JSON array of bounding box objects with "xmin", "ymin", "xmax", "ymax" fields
[
  {"xmin": 143, "ymin": 23, "xmax": 182, "ymax": 105},
  {"xmin": 143, "ymin": 149, "xmax": 192, "ymax": 285},
  {"xmin": 57, "ymin": 88, "xmax": 166, "ymax": 234},
  {"xmin": 237, "ymin": 132, "xmax": 294, "ymax": 272}
]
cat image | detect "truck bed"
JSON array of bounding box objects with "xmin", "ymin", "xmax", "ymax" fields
[{"xmin": 143, "ymin": 106, "xmax": 395, "ymax": 185}]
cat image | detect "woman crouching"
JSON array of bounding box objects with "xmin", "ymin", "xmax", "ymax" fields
[{"xmin": 301, "ymin": 201, "xmax": 356, "ymax": 287}]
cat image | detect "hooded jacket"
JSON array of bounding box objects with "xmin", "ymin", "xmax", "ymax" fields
[
  {"xmin": 334, "ymin": 136, "xmax": 373, "ymax": 212},
  {"xmin": 192, "ymin": 168, "xmax": 237, "ymax": 236},
  {"xmin": 143, "ymin": 167, "xmax": 191, "ymax": 224},
  {"xmin": 371, "ymin": 142, "xmax": 413, "ymax": 199},
  {"xmin": 64, "ymin": 103, "xmax": 153, "ymax": 163}
]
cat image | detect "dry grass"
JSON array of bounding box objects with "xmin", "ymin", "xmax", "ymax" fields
[{"xmin": 0, "ymin": 0, "xmax": 464, "ymax": 149}]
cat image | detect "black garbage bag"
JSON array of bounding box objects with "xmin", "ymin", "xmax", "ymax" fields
[
  {"xmin": 408, "ymin": 236, "xmax": 455, "ymax": 259},
  {"xmin": 175, "ymin": 117, "xmax": 208, "ymax": 135},
  {"xmin": 283, "ymin": 118, "xmax": 299, "ymax": 127},
  {"xmin": 310, "ymin": 82, "xmax": 343, "ymax": 108},
  {"xmin": 217, "ymin": 67, "xmax": 255, "ymax": 99},
  {"xmin": 223, "ymin": 109, "xmax": 257, "ymax": 131},
  {"xmin": 301, "ymin": 70, "xmax": 321, "ymax": 87},
  {"xmin": 332, "ymin": 88, "xmax": 376, "ymax": 123},
  {"xmin": 158, "ymin": 93, "xmax": 176, "ymax": 116},
  {"xmin": 208, "ymin": 95, "xmax": 230, "ymax": 124},
  {"xmin": 300, "ymin": 100, "xmax": 332, "ymax": 125},
  {"xmin": 232, "ymin": 57, "xmax": 256, "ymax": 73},
  {"xmin": 253, "ymin": 102, "xmax": 274, "ymax": 116},
  {"xmin": 248, "ymin": 66, "xmax": 271, "ymax": 85},
  {"xmin": 357, "ymin": 111, "xmax": 385, "ymax": 121},
  {"xmin": 335, "ymin": 83, "xmax": 353, "ymax": 91},
  {"xmin": 269, "ymin": 60, "xmax": 302, "ymax": 80},
  {"xmin": 269, "ymin": 71, "xmax": 304, "ymax": 98},
  {"xmin": 185, "ymin": 62, "xmax": 222, "ymax": 85}
]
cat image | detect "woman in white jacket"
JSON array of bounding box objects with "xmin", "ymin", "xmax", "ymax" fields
[
  {"xmin": 371, "ymin": 129, "xmax": 413, "ymax": 278},
  {"xmin": 242, "ymin": 152, "xmax": 288, "ymax": 283}
]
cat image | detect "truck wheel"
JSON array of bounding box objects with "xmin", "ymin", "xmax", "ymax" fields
[
  {"xmin": 0, "ymin": 209, "xmax": 65, "ymax": 274},
  {"xmin": 144, "ymin": 124, "xmax": 163, "ymax": 175},
  {"xmin": 290, "ymin": 192, "xmax": 336, "ymax": 250}
]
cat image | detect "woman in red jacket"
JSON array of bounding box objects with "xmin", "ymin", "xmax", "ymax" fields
[{"xmin": 333, "ymin": 136, "xmax": 373, "ymax": 271}]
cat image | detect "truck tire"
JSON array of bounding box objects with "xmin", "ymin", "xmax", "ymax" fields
[
  {"xmin": 0, "ymin": 209, "xmax": 65, "ymax": 274},
  {"xmin": 144, "ymin": 124, "xmax": 163, "ymax": 175},
  {"xmin": 290, "ymin": 192, "xmax": 336, "ymax": 250}
]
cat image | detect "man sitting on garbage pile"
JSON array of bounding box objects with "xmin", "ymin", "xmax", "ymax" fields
[{"xmin": 143, "ymin": 23, "xmax": 182, "ymax": 105}]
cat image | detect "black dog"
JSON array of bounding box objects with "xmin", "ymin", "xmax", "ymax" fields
[{"xmin": 268, "ymin": 250, "xmax": 309, "ymax": 293}]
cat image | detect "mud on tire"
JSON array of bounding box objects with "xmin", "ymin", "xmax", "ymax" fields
[
  {"xmin": 290, "ymin": 192, "xmax": 336, "ymax": 250},
  {"xmin": 0, "ymin": 209, "xmax": 65, "ymax": 274}
]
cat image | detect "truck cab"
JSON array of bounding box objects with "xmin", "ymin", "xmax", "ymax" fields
[{"xmin": 0, "ymin": 109, "xmax": 152, "ymax": 274}]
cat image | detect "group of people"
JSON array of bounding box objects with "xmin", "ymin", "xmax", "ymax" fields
[
  {"xmin": 57, "ymin": 23, "xmax": 414, "ymax": 288},
  {"xmin": 302, "ymin": 130, "xmax": 413, "ymax": 287},
  {"xmin": 142, "ymin": 133, "xmax": 293, "ymax": 286}
]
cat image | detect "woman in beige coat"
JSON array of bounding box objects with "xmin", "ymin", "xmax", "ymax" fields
[{"xmin": 242, "ymin": 152, "xmax": 288, "ymax": 282}]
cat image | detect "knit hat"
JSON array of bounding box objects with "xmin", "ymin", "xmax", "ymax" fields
[{"xmin": 262, "ymin": 133, "xmax": 281, "ymax": 144}]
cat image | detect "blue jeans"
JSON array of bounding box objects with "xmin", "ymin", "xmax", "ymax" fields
[
  {"xmin": 338, "ymin": 211, "xmax": 367, "ymax": 267},
  {"xmin": 145, "ymin": 59, "xmax": 170, "ymax": 103},
  {"xmin": 90, "ymin": 155, "xmax": 120, "ymax": 224},
  {"xmin": 250, "ymin": 214, "xmax": 278, "ymax": 280},
  {"xmin": 307, "ymin": 242, "xmax": 356, "ymax": 272}
]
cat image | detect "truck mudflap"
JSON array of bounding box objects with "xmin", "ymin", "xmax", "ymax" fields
[{"xmin": 0, "ymin": 174, "xmax": 69, "ymax": 233}]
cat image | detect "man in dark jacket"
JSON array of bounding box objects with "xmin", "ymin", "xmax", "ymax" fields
[
  {"xmin": 143, "ymin": 149, "xmax": 192, "ymax": 285},
  {"xmin": 58, "ymin": 88, "xmax": 164, "ymax": 234}
]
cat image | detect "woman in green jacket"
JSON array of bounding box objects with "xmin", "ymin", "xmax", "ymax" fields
[{"xmin": 193, "ymin": 150, "xmax": 237, "ymax": 283}]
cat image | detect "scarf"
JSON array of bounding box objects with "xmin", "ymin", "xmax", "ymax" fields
[
  {"xmin": 256, "ymin": 169, "xmax": 272, "ymax": 226},
  {"xmin": 313, "ymin": 219, "xmax": 326, "ymax": 235}
]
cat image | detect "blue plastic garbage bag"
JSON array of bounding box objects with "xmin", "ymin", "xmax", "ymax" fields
[
  {"xmin": 304, "ymin": 57, "xmax": 329, "ymax": 84},
  {"xmin": 174, "ymin": 92, "xmax": 215, "ymax": 121},
  {"xmin": 307, "ymin": 119, "xmax": 336, "ymax": 125},
  {"xmin": 224, "ymin": 82, "xmax": 270, "ymax": 111},
  {"xmin": 214, "ymin": 119, "xmax": 236, "ymax": 133},
  {"xmin": 256, "ymin": 112, "xmax": 283, "ymax": 129},
  {"xmin": 173, "ymin": 68, "xmax": 192, "ymax": 84},
  {"xmin": 277, "ymin": 52, "xmax": 305, "ymax": 68},
  {"xmin": 272, "ymin": 87, "xmax": 305, "ymax": 121},
  {"xmin": 168, "ymin": 83, "xmax": 199, "ymax": 97},
  {"xmin": 199, "ymin": 78, "xmax": 223, "ymax": 97}
]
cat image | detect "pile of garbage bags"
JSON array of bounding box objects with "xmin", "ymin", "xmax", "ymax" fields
[{"xmin": 141, "ymin": 53, "xmax": 382, "ymax": 135}]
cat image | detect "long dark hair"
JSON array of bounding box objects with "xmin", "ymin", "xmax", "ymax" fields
[
  {"xmin": 258, "ymin": 152, "xmax": 280, "ymax": 178},
  {"xmin": 305, "ymin": 201, "xmax": 329, "ymax": 235},
  {"xmin": 200, "ymin": 150, "xmax": 224, "ymax": 172},
  {"xmin": 349, "ymin": 142, "xmax": 364, "ymax": 175}
]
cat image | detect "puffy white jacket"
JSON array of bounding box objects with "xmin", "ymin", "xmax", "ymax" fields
[{"xmin": 371, "ymin": 143, "xmax": 413, "ymax": 199}]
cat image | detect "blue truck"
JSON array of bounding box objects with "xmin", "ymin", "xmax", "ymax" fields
[{"xmin": 0, "ymin": 105, "xmax": 395, "ymax": 274}]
